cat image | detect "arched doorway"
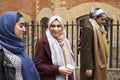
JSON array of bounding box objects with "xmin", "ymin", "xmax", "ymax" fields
[{"xmin": 40, "ymin": 17, "xmax": 49, "ymax": 35}]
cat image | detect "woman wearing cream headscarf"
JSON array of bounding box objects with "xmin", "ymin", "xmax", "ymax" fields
[
  {"xmin": 80, "ymin": 8, "xmax": 109, "ymax": 80},
  {"xmin": 34, "ymin": 15, "xmax": 75, "ymax": 80}
]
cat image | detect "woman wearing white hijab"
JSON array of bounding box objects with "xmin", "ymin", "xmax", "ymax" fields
[
  {"xmin": 80, "ymin": 8, "xmax": 109, "ymax": 80},
  {"xmin": 34, "ymin": 15, "xmax": 75, "ymax": 80}
]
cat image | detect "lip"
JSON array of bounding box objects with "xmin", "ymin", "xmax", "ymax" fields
[
  {"xmin": 21, "ymin": 33, "xmax": 24, "ymax": 36},
  {"xmin": 52, "ymin": 31, "xmax": 59, "ymax": 35},
  {"xmin": 53, "ymin": 32, "xmax": 58, "ymax": 35}
]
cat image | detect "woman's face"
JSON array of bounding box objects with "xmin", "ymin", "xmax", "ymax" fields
[
  {"xmin": 96, "ymin": 14, "xmax": 107, "ymax": 26},
  {"xmin": 14, "ymin": 17, "xmax": 26, "ymax": 39},
  {"xmin": 49, "ymin": 20, "xmax": 63, "ymax": 38}
]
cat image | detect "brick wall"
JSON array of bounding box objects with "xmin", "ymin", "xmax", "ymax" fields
[
  {"xmin": 38, "ymin": 0, "xmax": 120, "ymax": 10},
  {"xmin": 0, "ymin": 0, "xmax": 36, "ymax": 20},
  {"xmin": 0, "ymin": 0, "xmax": 120, "ymax": 21}
]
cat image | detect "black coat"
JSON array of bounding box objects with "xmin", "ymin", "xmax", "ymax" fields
[{"xmin": 0, "ymin": 45, "xmax": 15, "ymax": 80}]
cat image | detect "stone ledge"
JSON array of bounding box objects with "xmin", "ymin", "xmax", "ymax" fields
[
  {"xmin": 107, "ymin": 68, "xmax": 120, "ymax": 80},
  {"xmin": 75, "ymin": 67, "xmax": 120, "ymax": 80}
]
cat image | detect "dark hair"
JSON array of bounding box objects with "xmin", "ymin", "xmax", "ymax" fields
[{"xmin": 16, "ymin": 12, "xmax": 23, "ymax": 22}]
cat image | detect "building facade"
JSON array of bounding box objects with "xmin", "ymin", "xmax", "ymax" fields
[
  {"xmin": 0, "ymin": 0, "xmax": 120, "ymax": 67},
  {"xmin": 0, "ymin": 0, "xmax": 120, "ymax": 22}
]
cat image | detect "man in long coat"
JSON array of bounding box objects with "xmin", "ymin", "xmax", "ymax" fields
[{"xmin": 80, "ymin": 8, "xmax": 109, "ymax": 80}]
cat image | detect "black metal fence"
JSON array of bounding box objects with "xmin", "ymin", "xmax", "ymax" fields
[
  {"xmin": 23, "ymin": 19, "xmax": 120, "ymax": 68},
  {"xmin": 109, "ymin": 19, "xmax": 120, "ymax": 68}
]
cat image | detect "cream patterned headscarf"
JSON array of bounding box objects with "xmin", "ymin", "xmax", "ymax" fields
[{"xmin": 90, "ymin": 8, "xmax": 106, "ymax": 19}]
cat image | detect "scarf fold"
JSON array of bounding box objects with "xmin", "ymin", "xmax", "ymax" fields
[
  {"xmin": 89, "ymin": 18, "xmax": 109, "ymax": 80},
  {"xmin": 56, "ymin": 30, "xmax": 71, "ymax": 65},
  {"xmin": 102, "ymin": 34, "xmax": 109, "ymax": 57},
  {"xmin": 61, "ymin": 43, "xmax": 71, "ymax": 65}
]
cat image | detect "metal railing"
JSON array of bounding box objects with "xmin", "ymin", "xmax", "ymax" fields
[{"xmin": 23, "ymin": 19, "xmax": 120, "ymax": 68}]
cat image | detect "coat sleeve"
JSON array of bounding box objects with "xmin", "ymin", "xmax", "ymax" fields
[
  {"xmin": 81, "ymin": 25, "xmax": 94, "ymax": 70},
  {"xmin": 34, "ymin": 38, "xmax": 60, "ymax": 76}
]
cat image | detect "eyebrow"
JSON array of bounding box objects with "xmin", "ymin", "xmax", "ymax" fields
[{"xmin": 50, "ymin": 24, "xmax": 62, "ymax": 27}]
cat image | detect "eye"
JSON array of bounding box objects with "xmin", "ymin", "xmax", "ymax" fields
[
  {"xmin": 57, "ymin": 25, "xmax": 62, "ymax": 27},
  {"xmin": 19, "ymin": 23, "xmax": 25, "ymax": 28},
  {"xmin": 50, "ymin": 25, "xmax": 56, "ymax": 27},
  {"xmin": 50, "ymin": 24, "xmax": 62, "ymax": 28}
]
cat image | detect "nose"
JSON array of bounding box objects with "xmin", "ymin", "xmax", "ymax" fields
[
  {"xmin": 54, "ymin": 26, "xmax": 58, "ymax": 31},
  {"xmin": 23, "ymin": 26, "xmax": 26, "ymax": 32},
  {"xmin": 103, "ymin": 20, "xmax": 106, "ymax": 24}
]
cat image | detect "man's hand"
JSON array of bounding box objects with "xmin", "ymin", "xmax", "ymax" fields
[{"xmin": 86, "ymin": 69, "xmax": 92, "ymax": 77}]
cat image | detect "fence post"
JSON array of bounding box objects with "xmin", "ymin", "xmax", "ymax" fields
[
  {"xmin": 31, "ymin": 20, "xmax": 34, "ymax": 60},
  {"xmin": 71, "ymin": 21, "xmax": 74, "ymax": 51},
  {"xmin": 66, "ymin": 21, "xmax": 68, "ymax": 38},
  {"xmin": 116, "ymin": 20, "xmax": 119, "ymax": 68},
  {"xmin": 36, "ymin": 21, "xmax": 39, "ymax": 41},
  {"xmin": 76, "ymin": 22, "xmax": 79, "ymax": 66},
  {"xmin": 26, "ymin": 22, "xmax": 30, "ymax": 55},
  {"xmin": 109, "ymin": 18, "xmax": 113, "ymax": 68}
]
